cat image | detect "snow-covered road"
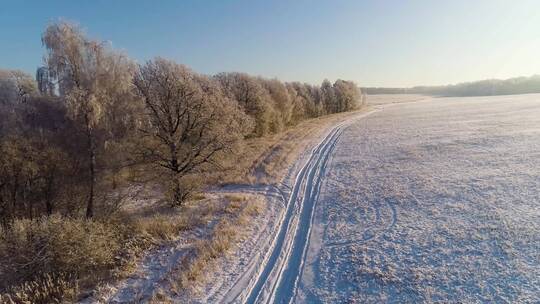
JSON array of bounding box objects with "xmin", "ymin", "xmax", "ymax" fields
[{"xmin": 221, "ymin": 110, "xmax": 378, "ymax": 304}]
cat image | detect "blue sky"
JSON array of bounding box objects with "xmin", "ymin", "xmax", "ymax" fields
[{"xmin": 1, "ymin": 0, "xmax": 539, "ymax": 87}]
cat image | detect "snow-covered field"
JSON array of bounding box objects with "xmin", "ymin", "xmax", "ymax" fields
[{"xmin": 297, "ymin": 94, "xmax": 540, "ymax": 303}]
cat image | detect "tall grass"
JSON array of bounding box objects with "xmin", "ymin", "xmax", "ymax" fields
[
  {"xmin": 0, "ymin": 216, "xmax": 126, "ymax": 302},
  {"xmin": 0, "ymin": 210, "xmax": 204, "ymax": 302},
  {"xmin": 175, "ymin": 195, "xmax": 263, "ymax": 293}
]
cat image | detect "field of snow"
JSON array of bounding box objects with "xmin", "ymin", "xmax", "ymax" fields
[{"xmin": 298, "ymin": 94, "xmax": 540, "ymax": 303}]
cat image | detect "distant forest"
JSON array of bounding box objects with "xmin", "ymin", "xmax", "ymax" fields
[{"xmin": 364, "ymin": 75, "xmax": 540, "ymax": 97}]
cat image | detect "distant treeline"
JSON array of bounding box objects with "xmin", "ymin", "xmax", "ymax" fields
[{"xmin": 364, "ymin": 75, "xmax": 540, "ymax": 97}]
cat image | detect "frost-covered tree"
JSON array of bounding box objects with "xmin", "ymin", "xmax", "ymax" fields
[
  {"xmin": 134, "ymin": 59, "xmax": 252, "ymax": 205},
  {"xmin": 0, "ymin": 69, "xmax": 38, "ymax": 104},
  {"xmin": 261, "ymin": 78, "xmax": 294, "ymax": 130},
  {"xmin": 42, "ymin": 21, "xmax": 136, "ymax": 218},
  {"xmin": 321, "ymin": 79, "xmax": 337, "ymax": 114},
  {"xmin": 334, "ymin": 79, "xmax": 361, "ymax": 112},
  {"xmin": 215, "ymin": 72, "xmax": 274, "ymax": 136}
]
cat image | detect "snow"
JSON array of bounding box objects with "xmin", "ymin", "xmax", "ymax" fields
[
  {"xmin": 298, "ymin": 94, "xmax": 540, "ymax": 303},
  {"xmin": 216, "ymin": 110, "xmax": 380, "ymax": 304}
]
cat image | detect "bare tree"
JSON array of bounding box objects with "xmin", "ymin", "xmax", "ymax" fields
[
  {"xmin": 134, "ymin": 58, "xmax": 252, "ymax": 205},
  {"xmin": 0, "ymin": 136, "xmax": 70, "ymax": 222},
  {"xmin": 0, "ymin": 88, "xmax": 87, "ymax": 223}
]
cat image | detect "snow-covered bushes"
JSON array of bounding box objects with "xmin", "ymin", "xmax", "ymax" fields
[{"xmin": 0, "ymin": 216, "xmax": 123, "ymax": 300}]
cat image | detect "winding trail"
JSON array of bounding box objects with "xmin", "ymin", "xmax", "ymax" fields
[
  {"xmin": 248, "ymin": 127, "xmax": 341, "ymax": 304},
  {"xmin": 224, "ymin": 109, "xmax": 378, "ymax": 304}
]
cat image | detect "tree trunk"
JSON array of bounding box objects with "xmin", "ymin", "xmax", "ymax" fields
[
  {"xmin": 86, "ymin": 130, "xmax": 96, "ymax": 218},
  {"xmin": 173, "ymin": 179, "xmax": 182, "ymax": 206},
  {"xmin": 45, "ymin": 174, "xmax": 54, "ymax": 215},
  {"xmin": 169, "ymin": 142, "xmax": 183, "ymax": 206},
  {"xmin": 11, "ymin": 176, "xmax": 19, "ymax": 210},
  {"xmin": 46, "ymin": 198, "xmax": 53, "ymax": 216}
]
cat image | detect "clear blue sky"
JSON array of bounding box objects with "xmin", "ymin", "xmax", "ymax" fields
[{"xmin": 1, "ymin": 0, "xmax": 539, "ymax": 87}]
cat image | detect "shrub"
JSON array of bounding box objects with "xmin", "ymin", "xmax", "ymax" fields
[{"xmin": 0, "ymin": 215, "xmax": 123, "ymax": 290}]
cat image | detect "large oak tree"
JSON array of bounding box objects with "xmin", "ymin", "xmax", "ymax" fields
[{"xmin": 134, "ymin": 59, "xmax": 252, "ymax": 205}]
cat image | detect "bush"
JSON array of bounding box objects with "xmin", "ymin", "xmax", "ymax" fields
[
  {"xmin": 0, "ymin": 216, "xmax": 123, "ymax": 290},
  {"xmin": 0, "ymin": 208, "xmax": 213, "ymax": 297}
]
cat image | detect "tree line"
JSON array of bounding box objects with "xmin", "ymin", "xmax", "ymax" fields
[
  {"xmin": 0, "ymin": 21, "xmax": 362, "ymax": 224},
  {"xmin": 364, "ymin": 75, "xmax": 540, "ymax": 97}
]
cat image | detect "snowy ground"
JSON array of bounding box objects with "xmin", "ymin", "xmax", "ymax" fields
[
  {"xmin": 88, "ymin": 94, "xmax": 540, "ymax": 303},
  {"xmin": 298, "ymin": 94, "xmax": 540, "ymax": 303}
]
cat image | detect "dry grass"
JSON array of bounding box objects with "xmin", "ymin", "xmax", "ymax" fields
[
  {"xmin": 0, "ymin": 216, "xmax": 128, "ymax": 302},
  {"xmin": 0, "ymin": 198, "xmax": 213, "ymax": 302},
  {"xmin": 131, "ymin": 213, "xmax": 195, "ymax": 242},
  {"xmin": 220, "ymin": 108, "xmax": 371, "ymax": 184},
  {"xmin": 148, "ymin": 290, "xmax": 175, "ymax": 304},
  {"xmin": 224, "ymin": 194, "xmax": 246, "ymax": 214},
  {"xmin": 0, "ymin": 216, "xmax": 122, "ymax": 285},
  {"xmin": 173, "ymin": 196, "xmax": 263, "ymax": 294},
  {"xmin": 178, "ymin": 220, "xmax": 236, "ymax": 286},
  {"xmin": 0, "ymin": 273, "xmax": 79, "ymax": 304},
  {"xmin": 224, "ymin": 194, "xmax": 245, "ymax": 202},
  {"xmin": 190, "ymin": 193, "xmax": 207, "ymax": 201}
]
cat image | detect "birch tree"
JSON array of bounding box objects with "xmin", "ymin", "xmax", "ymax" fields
[{"xmin": 42, "ymin": 21, "xmax": 135, "ymax": 218}]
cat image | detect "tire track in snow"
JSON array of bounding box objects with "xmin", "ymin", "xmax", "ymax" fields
[
  {"xmin": 219, "ymin": 109, "xmax": 378, "ymax": 304},
  {"xmin": 324, "ymin": 200, "xmax": 397, "ymax": 248},
  {"xmin": 239, "ymin": 127, "xmax": 342, "ymax": 304},
  {"xmin": 263, "ymin": 128, "xmax": 343, "ymax": 304},
  {"xmin": 220, "ymin": 128, "xmax": 339, "ymax": 303}
]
